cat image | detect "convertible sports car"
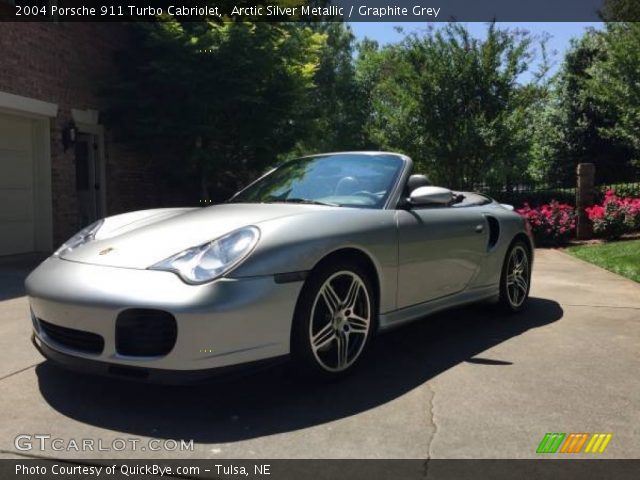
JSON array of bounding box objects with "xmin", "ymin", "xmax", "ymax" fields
[{"xmin": 26, "ymin": 152, "xmax": 533, "ymax": 382}]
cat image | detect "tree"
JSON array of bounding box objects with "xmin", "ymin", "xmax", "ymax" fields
[
  {"xmin": 105, "ymin": 20, "xmax": 325, "ymax": 200},
  {"xmin": 290, "ymin": 22, "xmax": 372, "ymax": 155},
  {"xmin": 530, "ymin": 27, "xmax": 636, "ymax": 184},
  {"xmin": 588, "ymin": 22, "xmax": 640, "ymax": 168},
  {"xmin": 601, "ymin": 0, "xmax": 640, "ymax": 21},
  {"xmin": 358, "ymin": 23, "xmax": 540, "ymax": 188}
]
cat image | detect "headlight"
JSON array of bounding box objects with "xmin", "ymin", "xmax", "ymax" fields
[
  {"xmin": 53, "ymin": 219, "xmax": 104, "ymax": 256},
  {"xmin": 150, "ymin": 226, "xmax": 260, "ymax": 284}
]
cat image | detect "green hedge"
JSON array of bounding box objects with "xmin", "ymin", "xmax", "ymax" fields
[{"xmin": 483, "ymin": 182, "xmax": 640, "ymax": 208}]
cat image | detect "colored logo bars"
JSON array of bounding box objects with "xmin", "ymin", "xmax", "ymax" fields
[{"xmin": 536, "ymin": 433, "xmax": 613, "ymax": 454}]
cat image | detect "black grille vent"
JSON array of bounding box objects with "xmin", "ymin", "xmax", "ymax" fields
[
  {"xmin": 116, "ymin": 309, "xmax": 177, "ymax": 357},
  {"xmin": 486, "ymin": 215, "xmax": 501, "ymax": 249},
  {"xmin": 39, "ymin": 319, "xmax": 104, "ymax": 354}
]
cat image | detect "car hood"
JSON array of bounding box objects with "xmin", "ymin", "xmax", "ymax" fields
[{"xmin": 59, "ymin": 203, "xmax": 336, "ymax": 269}]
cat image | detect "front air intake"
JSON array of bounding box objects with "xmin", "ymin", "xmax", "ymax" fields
[
  {"xmin": 39, "ymin": 319, "xmax": 104, "ymax": 354},
  {"xmin": 115, "ymin": 309, "xmax": 177, "ymax": 357}
]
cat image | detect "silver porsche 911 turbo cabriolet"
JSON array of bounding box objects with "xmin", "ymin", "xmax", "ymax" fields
[{"xmin": 26, "ymin": 152, "xmax": 533, "ymax": 382}]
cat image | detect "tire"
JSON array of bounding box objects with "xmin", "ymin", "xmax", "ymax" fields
[
  {"xmin": 291, "ymin": 260, "xmax": 377, "ymax": 380},
  {"xmin": 497, "ymin": 240, "xmax": 532, "ymax": 313}
]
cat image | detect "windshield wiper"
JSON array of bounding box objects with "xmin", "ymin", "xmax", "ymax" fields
[{"xmin": 268, "ymin": 198, "xmax": 340, "ymax": 207}]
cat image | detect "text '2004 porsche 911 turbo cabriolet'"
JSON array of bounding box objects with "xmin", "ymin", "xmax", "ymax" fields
[{"xmin": 26, "ymin": 152, "xmax": 533, "ymax": 382}]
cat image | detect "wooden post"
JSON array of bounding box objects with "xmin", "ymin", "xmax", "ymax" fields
[{"xmin": 576, "ymin": 163, "xmax": 595, "ymax": 240}]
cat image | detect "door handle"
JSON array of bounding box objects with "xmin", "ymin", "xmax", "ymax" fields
[{"xmin": 475, "ymin": 224, "xmax": 485, "ymax": 233}]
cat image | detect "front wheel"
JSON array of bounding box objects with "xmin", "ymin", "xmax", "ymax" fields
[
  {"xmin": 291, "ymin": 262, "xmax": 376, "ymax": 379},
  {"xmin": 498, "ymin": 241, "xmax": 532, "ymax": 312}
]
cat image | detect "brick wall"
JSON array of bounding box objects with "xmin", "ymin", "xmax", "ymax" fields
[{"xmin": 0, "ymin": 22, "xmax": 169, "ymax": 246}]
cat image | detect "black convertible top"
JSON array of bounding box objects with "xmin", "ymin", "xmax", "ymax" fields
[{"xmin": 451, "ymin": 192, "xmax": 493, "ymax": 208}]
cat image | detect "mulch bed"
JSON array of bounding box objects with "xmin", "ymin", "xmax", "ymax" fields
[{"xmin": 563, "ymin": 232, "xmax": 640, "ymax": 247}]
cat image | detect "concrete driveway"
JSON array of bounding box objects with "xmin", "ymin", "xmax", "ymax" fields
[{"xmin": 0, "ymin": 250, "xmax": 638, "ymax": 459}]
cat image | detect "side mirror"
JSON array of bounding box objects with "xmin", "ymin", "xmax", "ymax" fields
[{"xmin": 409, "ymin": 186, "xmax": 454, "ymax": 206}]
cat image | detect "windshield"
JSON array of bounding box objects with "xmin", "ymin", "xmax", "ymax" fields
[{"xmin": 229, "ymin": 153, "xmax": 404, "ymax": 208}]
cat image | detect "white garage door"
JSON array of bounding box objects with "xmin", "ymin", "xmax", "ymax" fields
[{"xmin": 0, "ymin": 112, "xmax": 35, "ymax": 255}]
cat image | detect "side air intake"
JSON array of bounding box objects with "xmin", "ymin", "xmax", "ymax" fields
[{"xmin": 486, "ymin": 216, "xmax": 500, "ymax": 250}]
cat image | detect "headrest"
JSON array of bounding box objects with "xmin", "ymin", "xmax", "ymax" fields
[{"xmin": 407, "ymin": 174, "xmax": 432, "ymax": 192}]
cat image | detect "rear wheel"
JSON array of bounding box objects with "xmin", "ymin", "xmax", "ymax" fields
[
  {"xmin": 291, "ymin": 262, "xmax": 376, "ymax": 379},
  {"xmin": 498, "ymin": 241, "xmax": 531, "ymax": 312}
]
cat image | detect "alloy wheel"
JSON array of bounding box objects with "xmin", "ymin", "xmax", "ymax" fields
[
  {"xmin": 506, "ymin": 245, "xmax": 530, "ymax": 308},
  {"xmin": 309, "ymin": 270, "xmax": 371, "ymax": 372}
]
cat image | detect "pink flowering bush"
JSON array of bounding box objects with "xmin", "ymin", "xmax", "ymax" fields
[
  {"xmin": 516, "ymin": 201, "xmax": 576, "ymax": 245},
  {"xmin": 586, "ymin": 190, "xmax": 640, "ymax": 239}
]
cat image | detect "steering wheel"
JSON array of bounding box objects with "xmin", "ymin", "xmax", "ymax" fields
[{"xmin": 351, "ymin": 191, "xmax": 380, "ymax": 203}]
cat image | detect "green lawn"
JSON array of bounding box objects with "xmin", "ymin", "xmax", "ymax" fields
[{"xmin": 566, "ymin": 239, "xmax": 640, "ymax": 283}]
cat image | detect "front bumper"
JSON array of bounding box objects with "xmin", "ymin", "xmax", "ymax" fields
[
  {"xmin": 26, "ymin": 257, "xmax": 303, "ymax": 379},
  {"xmin": 31, "ymin": 334, "xmax": 287, "ymax": 384}
]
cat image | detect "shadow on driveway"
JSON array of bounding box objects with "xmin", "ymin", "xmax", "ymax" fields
[{"xmin": 35, "ymin": 297, "xmax": 562, "ymax": 443}]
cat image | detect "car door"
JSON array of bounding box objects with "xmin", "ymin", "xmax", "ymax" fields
[{"xmin": 396, "ymin": 204, "xmax": 488, "ymax": 308}]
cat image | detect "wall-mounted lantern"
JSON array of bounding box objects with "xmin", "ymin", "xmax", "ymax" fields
[{"xmin": 62, "ymin": 120, "xmax": 77, "ymax": 151}]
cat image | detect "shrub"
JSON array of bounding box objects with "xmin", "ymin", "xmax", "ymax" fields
[
  {"xmin": 586, "ymin": 190, "xmax": 640, "ymax": 239},
  {"xmin": 516, "ymin": 201, "xmax": 576, "ymax": 245},
  {"xmin": 596, "ymin": 183, "xmax": 640, "ymax": 200},
  {"xmin": 493, "ymin": 190, "xmax": 575, "ymax": 209}
]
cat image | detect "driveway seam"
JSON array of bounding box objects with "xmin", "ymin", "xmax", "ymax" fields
[
  {"xmin": 563, "ymin": 304, "xmax": 640, "ymax": 310},
  {"xmin": 424, "ymin": 381, "xmax": 439, "ymax": 478},
  {"xmin": 0, "ymin": 363, "xmax": 39, "ymax": 382},
  {"xmin": 0, "ymin": 450, "xmax": 59, "ymax": 460}
]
